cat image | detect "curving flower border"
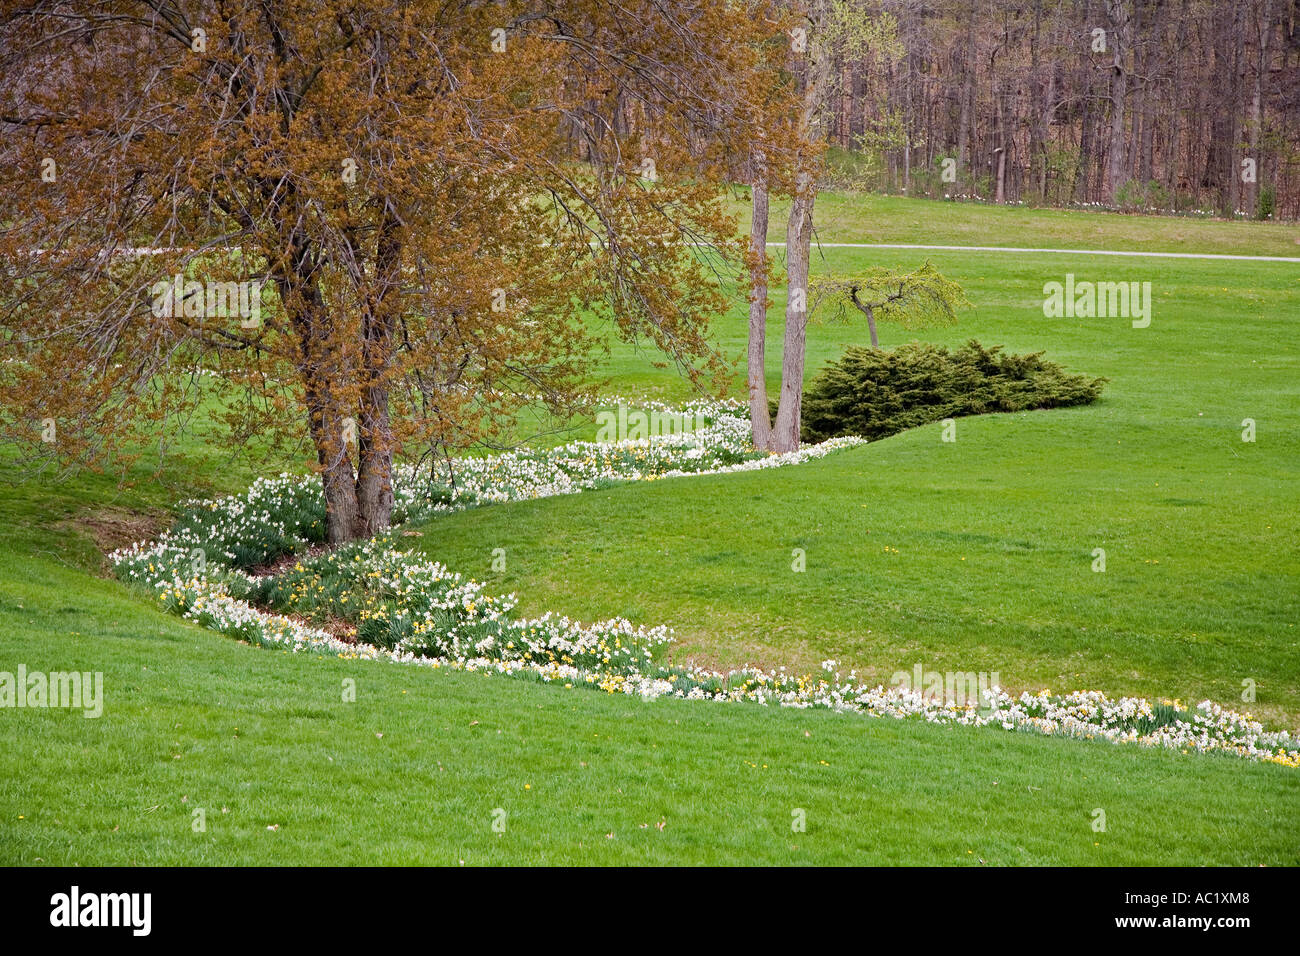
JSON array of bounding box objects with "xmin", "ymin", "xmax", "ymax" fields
[{"xmin": 110, "ymin": 401, "xmax": 1300, "ymax": 769}]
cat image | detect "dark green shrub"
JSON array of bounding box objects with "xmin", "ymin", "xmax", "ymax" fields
[{"xmin": 797, "ymin": 339, "xmax": 1107, "ymax": 442}]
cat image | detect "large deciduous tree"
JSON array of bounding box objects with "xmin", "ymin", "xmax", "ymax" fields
[{"xmin": 0, "ymin": 0, "xmax": 798, "ymax": 542}]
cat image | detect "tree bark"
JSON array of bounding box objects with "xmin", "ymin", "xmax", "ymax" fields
[
  {"xmin": 1106, "ymin": 0, "xmax": 1131, "ymax": 203},
  {"xmin": 355, "ymin": 381, "xmax": 394, "ymax": 537},
  {"xmin": 747, "ymin": 177, "xmax": 773, "ymax": 450},
  {"xmin": 354, "ymin": 207, "xmax": 402, "ymax": 537},
  {"xmin": 1247, "ymin": 0, "xmax": 1275, "ymax": 216},
  {"xmin": 770, "ymin": 184, "xmax": 813, "ymax": 453},
  {"xmin": 305, "ymin": 372, "xmax": 361, "ymax": 546},
  {"xmin": 769, "ymin": 0, "xmax": 831, "ymax": 454},
  {"xmin": 956, "ymin": 0, "xmax": 976, "ymax": 193}
]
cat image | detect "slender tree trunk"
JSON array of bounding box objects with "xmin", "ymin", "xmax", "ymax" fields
[
  {"xmin": 1029, "ymin": 0, "xmax": 1045, "ymax": 199},
  {"xmin": 1106, "ymin": 0, "xmax": 1130, "ymax": 203},
  {"xmin": 769, "ymin": 0, "xmax": 831, "ymax": 454},
  {"xmin": 1128, "ymin": 0, "xmax": 1145, "ymax": 184},
  {"xmin": 956, "ymin": 0, "xmax": 976, "ymax": 191},
  {"xmin": 1039, "ymin": 69, "xmax": 1055, "ymax": 200},
  {"xmin": 747, "ymin": 177, "xmax": 773, "ymax": 450},
  {"xmin": 771, "ymin": 184, "xmax": 813, "ymax": 453},
  {"xmin": 1165, "ymin": 1, "xmax": 1188, "ymax": 195},
  {"xmin": 1074, "ymin": 94, "xmax": 1095, "ymax": 203},
  {"xmin": 839, "ymin": 59, "xmax": 852, "ymax": 147},
  {"xmin": 1231, "ymin": 4, "xmax": 1248, "ymax": 215},
  {"xmin": 1247, "ymin": 0, "xmax": 1275, "ymax": 216}
]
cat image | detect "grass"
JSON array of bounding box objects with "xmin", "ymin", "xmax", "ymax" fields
[
  {"xmin": 422, "ymin": 244, "xmax": 1300, "ymax": 726},
  {"xmin": 2, "ymin": 191, "xmax": 1297, "ymax": 865},
  {"xmin": 1, "ymin": 565, "xmax": 1296, "ymax": 865},
  {"xmin": 733, "ymin": 191, "xmax": 1300, "ymax": 257}
]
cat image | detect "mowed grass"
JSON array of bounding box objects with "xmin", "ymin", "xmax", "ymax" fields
[
  {"xmin": 738, "ymin": 191, "xmax": 1300, "ymax": 257},
  {"xmin": 1, "ymin": 559, "xmax": 1296, "ymax": 866},
  {"xmin": 420, "ymin": 238, "xmax": 1300, "ymax": 726},
  {"xmin": 2, "ymin": 193, "xmax": 1298, "ymax": 866}
]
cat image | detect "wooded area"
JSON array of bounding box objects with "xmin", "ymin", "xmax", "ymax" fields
[{"xmin": 825, "ymin": 0, "xmax": 1300, "ymax": 218}]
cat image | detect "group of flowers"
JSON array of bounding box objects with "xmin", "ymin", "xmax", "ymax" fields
[
  {"xmin": 389, "ymin": 399, "xmax": 863, "ymax": 519},
  {"xmin": 110, "ymin": 400, "xmax": 1299, "ymax": 768}
]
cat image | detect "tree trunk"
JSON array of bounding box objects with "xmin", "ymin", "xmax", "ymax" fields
[
  {"xmin": 287, "ymin": 265, "xmax": 364, "ymax": 546},
  {"xmin": 1028, "ymin": 0, "xmax": 1045, "ymax": 200},
  {"xmin": 956, "ymin": 0, "xmax": 976, "ymax": 192},
  {"xmin": 769, "ymin": 0, "xmax": 831, "ymax": 454},
  {"xmin": 770, "ymin": 185, "xmax": 813, "ymax": 453},
  {"xmin": 1165, "ymin": 1, "xmax": 1188, "ymax": 195},
  {"xmin": 355, "ymin": 385, "xmax": 394, "ymax": 538},
  {"xmin": 306, "ymin": 378, "xmax": 361, "ymax": 546},
  {"xmin": 1247, "ymin": 0, "xmax": 1275, "ymax": 216},
  {"xmin": 1106, "ymin": 0, "xmax": 1130, "ymax": 203},
  {"xmin": 747, "ymin": 178, "xmax": 773, "ymax": 450},
  {"xmin": 354, "ymin": 208, "xmax": 402, "ymax": 537}
]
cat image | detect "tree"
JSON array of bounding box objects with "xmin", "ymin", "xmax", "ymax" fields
[
  {"xmin": 775, "ymin": 0, "xmax": 1300, "ymax": 217},
  {"xmin": 809, "ymin": 262, "xmax": 970, "ymax": 348},
  {"xmin": 748, "ymin": 0, "xmax": 899, "ymax": 454},
  {"xmin": 1105, "ymin": 0, "xmax": 1132, "ymax": 204},
  {"xmin": 0, "ymin": 0, "xmax": 798, "ymax": 542}
]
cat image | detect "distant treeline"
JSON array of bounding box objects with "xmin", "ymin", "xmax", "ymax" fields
[{"xmin": 824, "ymin": 0, "xmax": 1300, "ymax": 219}]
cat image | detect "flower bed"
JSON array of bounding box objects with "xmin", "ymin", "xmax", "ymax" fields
[{"xmin": 110, "ymin": 401, "xmax": 1300, "ymax": 768}]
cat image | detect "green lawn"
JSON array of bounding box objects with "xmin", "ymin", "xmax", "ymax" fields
[
  {"xmin": 2, "ymin": 191, "xmax": 1297, "ymax": 865},
  {"xmin": 737, "ymin": 191, "xmax": 1300, "ymax": 257},
  {"xmin": 1, "ymin": 561, "xmax": 1296, "ymax": 866},
  {"xmin": 426, "ymin": 237, "xmax": 1300, "ymax": 727}
]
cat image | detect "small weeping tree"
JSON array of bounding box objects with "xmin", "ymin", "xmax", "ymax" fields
[{"xmin": 808, "ymin": 262, "xmax": 970, "ymax": 348}]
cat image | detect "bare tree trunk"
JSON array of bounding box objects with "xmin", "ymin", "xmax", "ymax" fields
[
  {"xmin": 1028, "ymin": 0, "xmax": 1045, "ymax": 199},
  {"xmin": 747, "ymin": 177, "xmax": 773, "ymax": 450},
  {"xmin": 956, "ymin": 0, "xmax": 976, "ymax": 191},
  {"xmin": 1075, "ymin": 93, "xmax": 1096, "ymax": 203},
  {"xmin": 1039, "ymin": 68, "xmax": 1055, "ymax": 200},
  {"xmin": 1165, "ymin": 0, "xmax": 1188, "ymax": 195},
  {"xmin": 771, "ymin": 183, "xmax": 813, "ymax": 453},
  {"xmin": 840, "ymin": 59, "xmax": 852, "ymax": 147},
  {"xmin": 1230, "ymin": 3, "xmax": 1248, "ymax": 215},
  {"xmin": 1247, "ymin": 0, "xmax": 1275, "ymax": 216},
  {"xmin": 769, "ymin": 0, "xmax": 831, "ymax": 454},
  {"xmin": 284, "ymin": 250, "xmax": 364, "ymax": 545},
  {"xmin": 1106, "ymin": 0, "xmax": 1131, "ymax": 203},
  {"xmin": 993, "ymin": 80, "xmax": 1007, "ymax": 204}
]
